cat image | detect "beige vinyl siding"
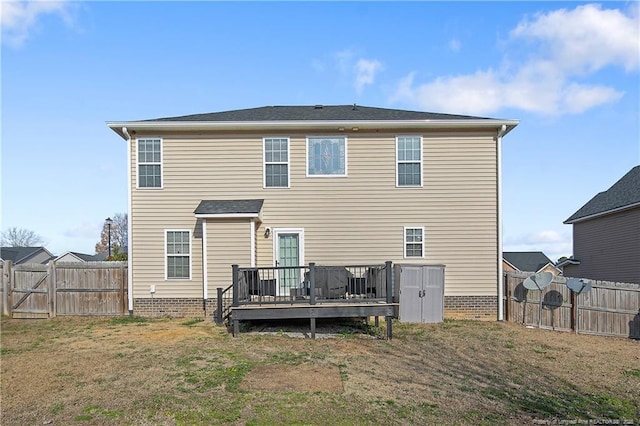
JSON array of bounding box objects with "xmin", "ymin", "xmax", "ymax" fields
[
  {"xmin": 130, "ymin": 130, "xmax": 498, "ymax": 298},
  {"xmin": 205, "ymin": 219, "xmax": 252, "ymax": 290}
]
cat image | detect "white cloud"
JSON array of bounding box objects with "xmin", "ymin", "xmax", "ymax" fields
[
  {"xmin": 511, "ymin": 3, "xmax": 640, "ymax": 73},
  {"xmin": 391, "ymin": 3, "xmax": 638, "ymax": 116},
  {"xmin": 354, "ymin": 59, "xmax": 382, "ymax": 94},
  {"xmin": 1, "ymin": 0, "xmax": 75, "ymax": 48},
  {"xmin": 326, "ymin": 49, "xmax": 383, "ymax": 95}
]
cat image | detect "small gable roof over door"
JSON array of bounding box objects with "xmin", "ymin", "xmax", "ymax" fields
[{"xmin": 194, "ymin": 199, "xmax": 264, "ymax": 219}]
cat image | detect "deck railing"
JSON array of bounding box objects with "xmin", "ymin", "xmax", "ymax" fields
[
  {"xmin": 214, "ymin": 284, "xmax": 234, "ymax": 324},
  {"xmin": 232, "ymin": 261, "xmax": 393, "ymax": 307}
]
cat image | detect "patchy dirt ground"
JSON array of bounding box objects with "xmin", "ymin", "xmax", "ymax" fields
[{"xmin": 1, "ymin": 316, "xmax": 638, "ymax": 425}]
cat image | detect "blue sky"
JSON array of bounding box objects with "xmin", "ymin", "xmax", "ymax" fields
[{"xmin": 1, "ymin": 1, "xmax": 639, "ymax": 262}]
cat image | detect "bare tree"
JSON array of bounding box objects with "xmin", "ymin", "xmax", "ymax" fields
[
  {"xmin": 0, "ymin": 227, "xmax": 45, "ymax": 247},
  {"xmin": 95, "ymin": 213, "xmax": 128, "ymax": 254}
]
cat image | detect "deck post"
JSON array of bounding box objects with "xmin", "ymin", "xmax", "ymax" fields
[
  {"xmin": 385, "ymin": 261, "xmax": 393, "ymax": 340},
  {"xmin": 309, "ymin": 262, "xmax": 316, "ymax": 305},
  {"xmin": 216, "ymin": 287, "xmax": 223, "ymax": 324},
  {"xmin": 310, "ymin": 317, "xmax": 316, "ymax": 339},
  {"xmin": 232, "ymin": 264, "xmax": 239, "ymax": 307}
]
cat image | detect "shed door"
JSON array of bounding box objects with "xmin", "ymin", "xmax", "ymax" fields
[
  {"xmin": 422, "ymin": 266, "xmax": 444, "ymax": 323},
  {"xmin": 398, "ymin": 265, "xmax": 444, "ymax": 323},
  {"xmin": 399, "ymin": 266, "xmax": 423, "ymax": 322}
]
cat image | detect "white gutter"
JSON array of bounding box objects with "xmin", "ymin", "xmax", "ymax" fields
[
  {"xmin": 564, "ymin": 201, "xmax": 640, "ymax": 224},
  {"xmin": 106, "ymin": 119, "xmax": 519, "ymax": 139},
  {"xmin": 202, "ymin": 220, "xmax": 208, "ymax": 300},
  {"xmin": 123, "ymin": 127, "xmax": 134, "ymax": 314},
  {"xmin": 496, "ymin": 124, "xmax": 507, "ymax": 321}
]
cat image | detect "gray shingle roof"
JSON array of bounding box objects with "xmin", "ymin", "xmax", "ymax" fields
[
  {"xmin": 503, "ymin": 251, "xmax": 555, "ymax": 272},
  {"xmin": 0, "ymin": 247, "xmax": 53, "ymax": 264},
  {"xmin": 194, "ymin": 199, "xmax": 264, "ymax": 215},
  {"xmin": 148, "ymin": 105, "xmax": 491, "ymax": 122},
  {"xmin": 564, "ymin": 166, "xmax": 640, "ymax": 224}
]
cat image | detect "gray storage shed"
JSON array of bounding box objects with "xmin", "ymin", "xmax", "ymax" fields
[{"xmin": 394, "ymin": 264, "xmax": 445, "ymax": 323}]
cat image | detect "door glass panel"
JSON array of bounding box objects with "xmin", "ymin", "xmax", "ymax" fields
[{"xmin": 278, "ymin": 234, "xmax": 300, "ymax": 296}]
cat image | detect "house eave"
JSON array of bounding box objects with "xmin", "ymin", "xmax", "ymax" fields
[
  {"xmin": 194, "ymin": 212, "xmax": 262, "ymax": 220},
  {"xmin": 564, "ymin": 202, "xmax": 640, "ymax": 224},
  {"xmin": 106, "ymin": 119, "xmax": 519, "ymax": 140}
]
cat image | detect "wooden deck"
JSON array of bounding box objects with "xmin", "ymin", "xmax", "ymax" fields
[
  {"xmin": 231, "ymin": 301, "xmax": 397, "ymax": 339},
  {"xmin": 219, "ymin": 262, "xmax": 397, "ymax": 339}
]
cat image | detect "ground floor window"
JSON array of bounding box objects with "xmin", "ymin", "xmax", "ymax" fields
[
  {"xmin": 166, "ymin": 230, "xmax": 191, "ymax": 279},
  {"xmin": 404, "ymin": 227, "xmax": 424, "ymax": 258}
]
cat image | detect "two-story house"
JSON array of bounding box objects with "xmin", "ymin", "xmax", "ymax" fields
[
  {"xmin": 561, "ymin": 166, "xmax": 640, "ymax": 284},
  {"xmin": 107, "ymin": 105, "xmax": 518, "ymax": 319}
]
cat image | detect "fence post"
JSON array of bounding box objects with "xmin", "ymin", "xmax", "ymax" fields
[
  {"xmin": 232, "ymin": 265, "xmax": 239, "ymax": 308},
  {"xmin": 503, "ymin": 273, "xmax": 509, "ymax": 322},
  {"xmin": 309, "ymin": 263, "xmax": 316, "ymax": 305},
  {"xmin": 385, "ymin": 261, "xmax": 393, "ymax": 340},
  {"xmin": 120, "ymin": 264, "xmax": 127, "ymax": 316},
  {"xmin": 216, "ymin": 287, "xmax": 223, "ymax": 324},
  {"xmin": 49, "ymin": 261, "xmax": 56, "ymax": 318},
  {"xmin": 1, "ymin": 261, "xmax": 10, "ymax": 317}
]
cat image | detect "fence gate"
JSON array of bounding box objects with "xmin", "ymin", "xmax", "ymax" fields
[{"xmin": 11, "ymin": 263, "xmax": 51, "ymax": 318}]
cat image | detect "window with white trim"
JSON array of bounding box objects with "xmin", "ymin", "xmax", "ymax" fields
[
  {"xmin": 264, "ymin": 137, "xmax": 289, "ymax": 188},
  {"xmin": 396, "ymin": 136, "xmax": 422, "ymax": 186},
  {"xmin": 137, "ymin": 138, "xmax": 162, "ymax": 188},
  {"xmin": 307, "ymin": 137, "xmax": 347, "ymax": 176},
  {"xmin": 166, "ymin": 230, "xmax": 191, "ymax": 279},
  {"xmin": 404, "ymin": 227, "xmax": 424, "ymax": 258}
]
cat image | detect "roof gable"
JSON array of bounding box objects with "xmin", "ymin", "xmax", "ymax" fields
[
  {"xmin": 565, "ymin": 166, "xmax": 640, "ymax": 224},
  {"xmin": 503, "ymin": 251, "xmax": 555, "ymax": 273}
]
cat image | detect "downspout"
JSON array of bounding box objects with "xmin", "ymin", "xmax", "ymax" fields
[
  {"xmin": 202, "ymin": 220, "xmax": 208, "ymax": 301},
  {"xmin": 250, "ymin": 219, "xmax": 256, "ymax": 267},
  {"xmin": 496, "ymin": 124, "xmax": 507, "ymax": 321},
  {"xmin": 123, "ymin": 127, "xmax": 134, "ymax": 314}
]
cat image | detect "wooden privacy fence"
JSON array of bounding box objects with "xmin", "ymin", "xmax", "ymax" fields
[
  {"xmin": 1, "ymin": 261, "xmax": 127, "ymax": 318},
  {"xmin": 504, "ymin": 271, "xmax": 640, "ymax": 338}
]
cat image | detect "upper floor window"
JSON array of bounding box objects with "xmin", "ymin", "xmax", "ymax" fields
[
  {"xmin": 166, "ymin": 230, "xmax": 191, "ymax": 279},
  {"xmin": 264, "ymin": 138, "xmax": 289, "ymax": 188},
  {"xmin": 404, "ymin": 227, "xmax": 424, "ymax": 258},
  {"xmin": 307, "ymin": 137, "xmax": 347, "ymax": 177},
  {"xmin": 137, "ymin": 138, "xmax": 162, "ymax": 188},
  {"xmin": 396, "ymin": 136, "xmax": 422, "ymax": 187}
]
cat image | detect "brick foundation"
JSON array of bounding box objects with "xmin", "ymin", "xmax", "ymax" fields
[
  {"xmin": 133, "ymin": 298, "xmax": 216, "ymax": 319},
  {"xmin": 132, "ymin": 295, "xmax": 498, "ymax": 321},
  {"xmin": 444, "ymin": 295, "xmax": 497, "ymax": 320}
]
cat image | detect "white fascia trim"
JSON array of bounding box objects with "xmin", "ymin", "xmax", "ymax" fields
[
  {"xmin": 194, "ymin": 212, "xmax": 262, "ymax": 220},
  {"xmin": 202, "ymin": 220, "xmax": 208, "ymax": 300},
  {"xmin": 107, "ymin": 119, "xmax": 519, "ymax": 140},
  {"xmin": 564, "ymin": 202, "xmax": 640, "ymax": 224},
  {"xmin": 502, "ymin": 259, "xmax": 518, "ymax": 271}
]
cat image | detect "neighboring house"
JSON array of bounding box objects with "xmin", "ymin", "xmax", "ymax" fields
[
  {"xmin": 503, "ymin": 251, "xmax": 560, "ymax": 275},
  {"xmin": 561, "ymin": 166, "xmax": 640, "ymax": 284},
  {"xmin": 55, "ymin": 251, "xmax": 109, "ymax": 262},
  {"xmin": 107, "ymin": 105, "xmax": 518, "ymax": 319},
  {"xmin": 0, "ymin": 247, "xmax": 55, "ymax": 265}
]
